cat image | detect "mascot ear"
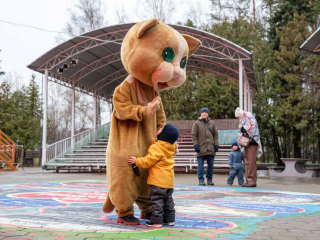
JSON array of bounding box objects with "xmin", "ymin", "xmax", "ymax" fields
[
  {"xmin": 137, "ymin": 18, "xmax": 160, "ymax": 39},
  {"xmin": 182, "ymin": 34, "xmax": 201, "ymax": 56}
]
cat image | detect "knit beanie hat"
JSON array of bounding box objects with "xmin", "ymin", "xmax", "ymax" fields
[
  {"xmin": 200, "ymin": 107, "xmax": 209, "ymax": 114},
  {"xmin": 235, "ymin": 107, "xmax": 244, "ymax": 117},
  {"xmin": 231, "ymin": 141, "xmax": 240, "ymax": 150},
  {"xmin": 157, "ymin": 124, "xmax": 180, "ymax": 144}
]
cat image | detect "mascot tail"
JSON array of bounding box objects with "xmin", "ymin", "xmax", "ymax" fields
[{"xmin": 102, "ymin": 193, "xmax": 115, "ymax": 213}]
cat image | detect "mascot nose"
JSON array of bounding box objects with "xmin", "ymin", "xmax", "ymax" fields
[{"xmin": 173, "ymin": 71, "xmax": 180, "ymax": 78}]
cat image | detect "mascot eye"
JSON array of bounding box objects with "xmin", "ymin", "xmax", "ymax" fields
[
  {"xmin": 180, "ymin": 56, "xmax": 187, "ymax": 69},
  {"xmin": 162, "ymin": 48, "xmax": 175, "ymax": 62}
]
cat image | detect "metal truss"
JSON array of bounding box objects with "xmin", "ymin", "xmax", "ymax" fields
[
  {"xmin": 91, "ymin": 69, "xmax": 128, "ymax": 91},
  {"xmin": 67, "ymin": 51, "xmax": 121, "ymax": 82},
  {"xmin": 314, "ymin": 42, "xmax": 320, "ymax": 53},
  {"xmin": 178, "ymin": 30, "xmax": 252, "ymax": 60},
  {"xmin": 188, "ymin": 58, "xmax": 255, "ymax": 86},
  {"xmin": 33, "ymin": 24, "xmax": 257, "ymax": 100},
  {"xmin": 38, "ymin": 29, "xmax": 129, "ymax": 71},
  {"xmin": 47, "ymin": 74, "xmax": 110, "ymax": 101},
  {"xmin": 192, "ymin": 48, "xmax": 254, "ymax": 79}
]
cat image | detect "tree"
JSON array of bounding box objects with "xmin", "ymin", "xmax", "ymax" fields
[
  {"xmin": 161, "ymin": 71, "xmax": 239, "ymax": 120},
  {"xmin": 0, "ymin": 50, "xmax": 5, "ymax": 76},
  {"xmin": 267, "ymin": 0, "xmax": 317, "ymax": 50},
  {"xmin": 52, "ymin": 0, "xmax": 109, "ymax": 142},
  {"xmin": 136, "ymin": 0, "xmax": 179, "ymax": 23},
  {"xmin": 0, "ymin": 80, "xmax": 13, "ymax": 134},
  {"xmin": 64, "ymin": 0, "xmax": 106, "ymax": 37},
  {"xmin": 115, "ymin": 5, "xmax": 131, "ymax": 24},
  {"xmin": 10, "ymin": 75, "xmax": 41, "ymax": 151},
  {"xmin": 185, "ymin": 1, "xmax": 212, "ymax": 30}
]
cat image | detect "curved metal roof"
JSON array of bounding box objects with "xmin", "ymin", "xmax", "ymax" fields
[
  {"xmin": 28, "ymin": 23, "xmax": 257, "ymax": 100},
  {"xmin": 300, "ymin": 27, "xmax": 320, "ymax": 56}
]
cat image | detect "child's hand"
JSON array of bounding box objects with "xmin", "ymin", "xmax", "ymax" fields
[
  {"xmin": 229, "ymin": 165, "xmax": 232, "ymax": 169},
  {"xmin": 128, "ymin": 156, "xmax": 136, "ymax": 164}
]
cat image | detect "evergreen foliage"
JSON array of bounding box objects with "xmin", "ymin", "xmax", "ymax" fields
[
  {"xmin": 161, "ymin": 72, "xmax": 238, "ymax": 120},
  {"xmin": 1, "ymin": 1, "xmax": 320, "ymax": 162},
  {"xmin": 163, "ymin": 1, "xmax": 320, "ymax": 163},
  {"xmin": 268, "ymin": 0, "xmax": 316, "ymax": 50},
  {"xmin": 0, "ymin": 50, "xmax": 5, "ymax": 76},
  {"xmin": 0, "ymin": 75, "xmax": 41, "ymax": 151}
]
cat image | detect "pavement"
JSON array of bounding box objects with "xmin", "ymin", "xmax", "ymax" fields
[{"xmin": 0, "ymin": 167, "xmax": 320, "ymax": 239}]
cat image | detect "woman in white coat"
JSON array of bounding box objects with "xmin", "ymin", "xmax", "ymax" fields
[{"xmin": 235, "ymin": 107, "xmax": 263, "ymax": 187}]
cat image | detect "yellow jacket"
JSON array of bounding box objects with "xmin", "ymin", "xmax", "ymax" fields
[{"xmin": 135, "ymin": 138, "xmax": 176, "ymax": 189}]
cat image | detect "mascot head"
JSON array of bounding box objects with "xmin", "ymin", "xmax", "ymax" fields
[{"xmin": 121, "ymin": 18, "xmax": 201, "ymax": 91}]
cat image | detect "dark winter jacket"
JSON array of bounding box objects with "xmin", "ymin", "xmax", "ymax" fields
[{"xmin": 191, "ymin": 117, "xmax": 219, "ymax": 157}]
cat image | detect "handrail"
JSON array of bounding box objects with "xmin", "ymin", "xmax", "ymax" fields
[
  {"xmin": 44, "ymin": 122, "xmax": 110, "ymax": 165},
  {"xmin": 46, "ymin": 128, "xmax": 91, "ymax": 148},
  {"xmin": 0, "ymin": 129, "xmax": 17, "ymax": 171}
]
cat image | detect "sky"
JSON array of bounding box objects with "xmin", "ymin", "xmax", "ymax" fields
[{"xmin": 0, "ymin": 0, "xmax": 210, "ymax": 88}]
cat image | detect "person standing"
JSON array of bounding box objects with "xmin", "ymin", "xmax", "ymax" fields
[
  {"xmin": 191, "ymin": 107, "xmax": 219, "ymax": 186},
  {"xmin": 235, "ymin": 107, "xmax": 263, "ymax": 187},
  {"xmin": 128, "ymin": 124, "xmax": 179, "ymax": 227},
  {"xmin": 227, "ymin": 141, "xmax": 245, "ymax": 186}
]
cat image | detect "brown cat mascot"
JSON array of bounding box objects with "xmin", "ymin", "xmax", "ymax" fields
[{"xmin": 102, "ymin": 18, "xmax": 201, "ymax": 225}]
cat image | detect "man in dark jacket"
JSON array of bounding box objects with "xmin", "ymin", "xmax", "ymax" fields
[{"xmin": 191, "ymin": 108, "xmax": 219, "ymax": 186}]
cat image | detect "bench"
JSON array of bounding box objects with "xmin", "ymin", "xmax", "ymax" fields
[
  {"xmin": 305, "ymin": 166, "xmax": 320, "ymax": 177},
  {"xmin": 268, "ymin": 158, "xmax": 320, "ymax": 178}
]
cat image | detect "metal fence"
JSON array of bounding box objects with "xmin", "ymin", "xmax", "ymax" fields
[{"xmin": 45, "ymin": 122, "xmax": 110, "ymax": 164}]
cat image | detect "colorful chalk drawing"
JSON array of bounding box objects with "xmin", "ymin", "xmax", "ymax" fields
[{"xmin": 0, "ymin": 180, "xmax": 320, "ymax": 239}]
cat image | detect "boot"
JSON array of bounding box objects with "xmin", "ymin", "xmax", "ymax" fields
[
  {"xmin": 117, "ymin": 214, "xmax": 140, "ymax": 225},
  {"xmin": 140, "ymin": 212, "xmax": 152, "ymax": 219}
]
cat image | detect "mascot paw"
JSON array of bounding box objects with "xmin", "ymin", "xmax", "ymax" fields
[
  {"xmin": 117, "ymin": 214, "xmax": 140, "ymax": 225},
  {"xmin": 146, "ymin": 96, "xmax": 161, "ymax": 117},
  {"xmin": 132, "ymin": 163, "xmax": 140, "ymax": 176}
]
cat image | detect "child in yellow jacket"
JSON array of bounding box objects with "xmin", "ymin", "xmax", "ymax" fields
[{"xmin": 128, "ymin": 123, "xmax": 179, "ymax": 228}]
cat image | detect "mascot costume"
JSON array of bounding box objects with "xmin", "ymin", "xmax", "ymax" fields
[{"xmin": 102, "ymin": 18, "xmax": 201, "ymax": 225}]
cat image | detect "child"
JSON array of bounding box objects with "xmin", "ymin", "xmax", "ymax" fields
[
  {"xmin": 227, "ymin": 141, "xmax": 245, "ymax": 186},
  {"xmin": 128, "ymin": 124, "xmax": 179, "ymax": 228}
]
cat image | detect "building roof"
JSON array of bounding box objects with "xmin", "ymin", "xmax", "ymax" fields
[
  {"xmin": 28, "ymin": 23, "xmax": 257, "ymax": 100},
  {"xmin": 300, "ymin": 27, "xmax": 320, "ymax": 56}
]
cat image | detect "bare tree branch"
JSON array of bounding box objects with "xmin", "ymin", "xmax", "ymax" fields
[
  {"xmin": 115, "ymin": 5, "xmax": 131, "ymax": 24},
  {"xmin": 136, "ymin": 0, "xmax": 180, "ymax": 23},
  {"xmin": 56, "ymin": 0, "xmax": 106, "ymax": 43}
]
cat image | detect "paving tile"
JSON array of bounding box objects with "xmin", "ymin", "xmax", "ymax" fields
[
  {"xmin": 296, "ymin": 237, "xmax": 319, "ymax": 240},
  {"xmin": 1, "ymin": 170, "xmax": 320, "ymax": 239},
  {"xmin": 279, "ymin": 231, "xmax": 305, "ymax": 237},
  {"xmin": 271, "ymin": 235, "xmax": 298, "ymax": 240},
  {"xmin": 245, "ymin": 234, "xmax": 273, "ymax": 240}
]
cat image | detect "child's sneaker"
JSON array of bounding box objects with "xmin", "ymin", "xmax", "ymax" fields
[
  {"xmin": 146, "ymin": 220, "xmax": 162, "ymax": 228},
  {"xmin": 163, "ymin": 221, "xmax": 175, "ymax": 226},
  {"xmin": 228, "ymin": 184, "xmax": 232, "ymax": 186},
  {"xmin": 140, "ymin": 212, "xmax": 152, "ymax": 219}
]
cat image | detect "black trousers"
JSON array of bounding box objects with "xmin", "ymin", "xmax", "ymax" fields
[{"xmin": 150, "ymin": 185, "xmax": 175, "ymax": 224}]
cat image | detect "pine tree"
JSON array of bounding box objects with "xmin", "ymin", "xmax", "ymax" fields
[
  {"xmin": 270, "ymin": 14, "xmax": 311, "ymax": 158},
  {"xmin": 9, "ymin": 75, "xmax": 41, "ymax": 151},
  {"xmin": 0, "ymin": 80, "xmax": 13, "ymax": 134},
  {"xmin": 268, "ymin": 0, "xmax": 317, "ymax": 50},
  {"xmin": 0, "ymin": 50, "xmax": 4, "ymax": 76}
]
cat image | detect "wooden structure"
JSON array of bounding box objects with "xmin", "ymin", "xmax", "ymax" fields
[{"xmin": 0, "ymin": 130, "xmax": 17, "ymax": 171}]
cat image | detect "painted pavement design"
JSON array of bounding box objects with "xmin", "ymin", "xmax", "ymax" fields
[{"xmin": 0, "ymin": 180, "xmax": 320, "ymax": 239}]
